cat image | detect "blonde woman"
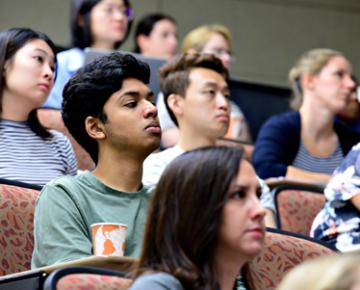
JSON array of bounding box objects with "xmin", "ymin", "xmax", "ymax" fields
[
  {"xmin": 253, "ymin": 48, "xmax": 359, "ymax": 183},
  {"xmin": 276, "ymin": 253, "xmax": 360, "ymax": 290}
]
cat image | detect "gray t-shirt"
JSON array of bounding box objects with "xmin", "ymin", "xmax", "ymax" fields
[{"xmin": 129, "ymin": 272, "xmax": 184, "ymax": 290}]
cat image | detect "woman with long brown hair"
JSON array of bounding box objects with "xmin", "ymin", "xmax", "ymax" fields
[{"xmin": 130, "ymin": 146, "xmax": 265, "ymax": 290}]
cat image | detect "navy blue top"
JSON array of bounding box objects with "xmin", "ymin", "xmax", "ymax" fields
[{"xmin": 252, "ymin": 111, "xmax": 360, "ymax": 179}]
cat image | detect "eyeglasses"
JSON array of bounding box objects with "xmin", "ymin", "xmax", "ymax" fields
[{"xmin": 102, "ymin": 6, "xmax": 134, "ymax": 20}]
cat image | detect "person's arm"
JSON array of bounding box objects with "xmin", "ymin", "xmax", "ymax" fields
[
  {"xmin": 252, "ymin": 114, "xmax": 296, "ymax": 179},
  {"xmin": 286, "ymin": 166, "xmax": 331, "ymax": 184},
  {"xmin": 32, "ymin": 183, "xmax": 92, "ymax": 268},
  {"xmin": 351, "ymin": 192, "xmax": 360, "ymax": 211}
]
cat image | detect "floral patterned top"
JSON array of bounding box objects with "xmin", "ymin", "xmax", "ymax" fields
[{"xmin": 311, "ymin": 143, "xmax": 360, "ymax": 252}]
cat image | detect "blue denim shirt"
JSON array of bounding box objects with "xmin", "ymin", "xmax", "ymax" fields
[{"xmin": 43, "ymin": 47, "xmax": 84, "ymax": 109}]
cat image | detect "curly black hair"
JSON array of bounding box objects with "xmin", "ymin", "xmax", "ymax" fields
[{"xmin": 62, "ymin": 52, "xmax": 150, "ymax": 163}]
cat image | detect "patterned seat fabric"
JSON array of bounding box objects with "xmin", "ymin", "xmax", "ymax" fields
[
  {"xmin": 249, "ymin": 230, "xmax": 336, "ymax": 290},
  {"xmin": 37, "ymin": 108, "xmax": 95, "ymax": 171},
  {"xmin": 57, "ymin": 274, "xmax": 132, "ymax": 290},
  {"xmin": 276, "ymin": 189, "xmax": 325, "ymax": 235},
  {"xmin": 0, "ymin": 184, "xmax": 40, "ymax": 275}
]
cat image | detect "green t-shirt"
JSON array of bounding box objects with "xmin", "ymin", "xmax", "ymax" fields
[{"xmin": 31, "ymin": 171, "xmax": 152, "ymax": 268}]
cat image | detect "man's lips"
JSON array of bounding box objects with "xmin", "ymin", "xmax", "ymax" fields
[
  {"xmin": 216, "ymin": 113, "xmax": 230, "ymax": 122},
  {"xmin": 145, "ymin": 122, "xmax": 161, "ymax": 134}
]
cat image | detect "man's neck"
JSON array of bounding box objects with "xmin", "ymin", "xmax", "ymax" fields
[
  {"xmin": 92, "ymin": 150, "xmax": 144, "ymax": 193},
  {"xmin": 177, "ymin": 128, "xmax": 217, "ymax": 151}
]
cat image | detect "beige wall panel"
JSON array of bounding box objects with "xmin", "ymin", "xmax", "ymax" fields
[
  {"xmin": 1, "ymin": 0, "xmax": 360, "ymax": 86},
  {"xmin": 162, "ymin": 0, "xmax": 360, "ymax": 85}
]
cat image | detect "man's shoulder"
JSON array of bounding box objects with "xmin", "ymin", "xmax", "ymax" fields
[
  {"xmin": 42, "ymin": 172, "xmax": 91, "ymax": 196},
  {"xmin": 144, "ymin": 146, "xmax": 183, "ymax": 167},
  {"xmin": 142, "ymin": 147, "xmax": 184, "ymax": 187}
]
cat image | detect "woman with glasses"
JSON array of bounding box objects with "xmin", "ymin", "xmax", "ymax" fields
[{"xmin": 43, "ymin": 0, "xmax": 133, "ymax": 109}]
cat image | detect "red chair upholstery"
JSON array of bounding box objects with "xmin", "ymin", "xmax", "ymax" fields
[
  {"xmin": 249, "ymin": 228, "xmax": 336, "ymax": 290},
  {"xmin": 43, "ymin": 267, "xmax": 132, "ymax": 290},
  {"xmin": 274, "ymin": 183, "xmax": 325, "ymax": 236},
  {"xmin": 56, "ymin": 274, "xmax": 132, "ymax": 290},
  {"xmin": 0, "ymin": 181, "xmax": 41, "ymax": 275},
  {"xmin": 37, "ymin": 108, "xmax": 95, "ymax": 171}
]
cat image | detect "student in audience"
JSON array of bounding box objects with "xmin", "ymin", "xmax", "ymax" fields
[
  {"xmin": 43, "ymin": 0, "xmax": 133, "ymax": 109},
  {"xmin": 31, "ymin": 52, "xmax": 161, "ymax": 267},
  {"xmin": 133, "ymin": 13, "xmax": 177, "ymax": 60},
  {"xmin": 276, "ymin": 253, "xmax": 360, "ymax": 290},
  {"xmin": 157, "ymin": 24, "xmax": 252, "ymax": 148},
  {"xmin": 142, "ymin": 53, "xmax": 276, "ymax": 227},
  {"xmin": 130, "ymin": 147, "xmax": 266, "ymax": 290},
  {"xmin": 0, "ymin": 27, "xmax": 77, "ymax": 186},
  {"xmin": 142, "ymin": 53, "xmax": 230, "ymax": 186},
  {"xmin": 253, "ymin": 48, "xmax": 360, "ymax": 183},
  {"xmin": 311, "ymin": 142, "xmax": 360, "ymax": 252}
]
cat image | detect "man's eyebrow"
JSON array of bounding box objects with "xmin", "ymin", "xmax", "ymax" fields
[
  {"xmin": 202, "ymin": 80, "xmax": 218, "ymax": 87},
  {"xmin": 121, "ymin": 90, "xmax": 154, "ymax": 98}
]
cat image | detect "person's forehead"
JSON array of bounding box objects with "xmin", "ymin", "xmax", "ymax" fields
[
  {"xmin": 119, "ymin": 78, "xmax": 151, "ymax": 93},
  {"xmin": 188, "ymin": 67, "xmax": 226, "ymax": 85}
]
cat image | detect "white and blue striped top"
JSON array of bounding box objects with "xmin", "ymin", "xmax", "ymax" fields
[
  {"xmin": 292, "ymin": 142, "xmax": 344, "ymax": 175},
  {"xmin": 0, "ymin": 119, "xmax": 77, "ymax": 186}
]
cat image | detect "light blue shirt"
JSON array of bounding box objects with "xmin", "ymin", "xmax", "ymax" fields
[{"xmin": 43, "ymin": 47, "xmax": 85, "ymax": 109}]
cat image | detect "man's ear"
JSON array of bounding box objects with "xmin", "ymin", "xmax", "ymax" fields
[
  {"xmin": 85, "ymin": 116, "xmax": 106, "ymax": 140},
  {"xmin": 167, "ymin": 94, "xmax": 184, "ymax": 117}
]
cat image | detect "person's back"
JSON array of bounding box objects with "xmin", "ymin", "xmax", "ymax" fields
[{"xmin": 32, "ymin": 52, "xmax": 161, "ymax": 268}]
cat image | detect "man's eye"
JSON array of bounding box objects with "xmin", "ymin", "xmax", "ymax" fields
[
  {"xmin": 125, "ymin": 101, "xmax": 137, "ymax": 108},
  {"xmin": 204, "ymin": 90, "xmax": 216, "ymax": 96}
]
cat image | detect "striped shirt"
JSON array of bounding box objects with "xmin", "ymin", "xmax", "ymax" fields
[
  {"xmin": 0, "ymin": 119, "xmax": 77, "ymax": 186},
  {"xmin": 292, "ymin": 142, "xmax": 344, "ymax": 175}
]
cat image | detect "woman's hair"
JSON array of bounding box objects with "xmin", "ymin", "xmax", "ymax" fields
[
  {"xmin": 277, "ymin": 253, "xmax": 360, "ymax": 290},
  {"xmin": 70, "ymin": 0, "xmax": 133, "ymax": 49},
  {"xmin": 133, "ymin": 13, "xmax": 176, "ymax": 53},
  {"xmin": 181, "ymin": 24, "xmax": 232, "ymax": 54},
  {"xmin": 0, "ymin": 27, "xmax": 57, "ymax": 138},
  {"xmin": 288, "ymin": 48, "xmax": 344, "ymax": 110},
  {"xmin": 134, "ymin": 146, "xmax": 254, "ymax": 290}
]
